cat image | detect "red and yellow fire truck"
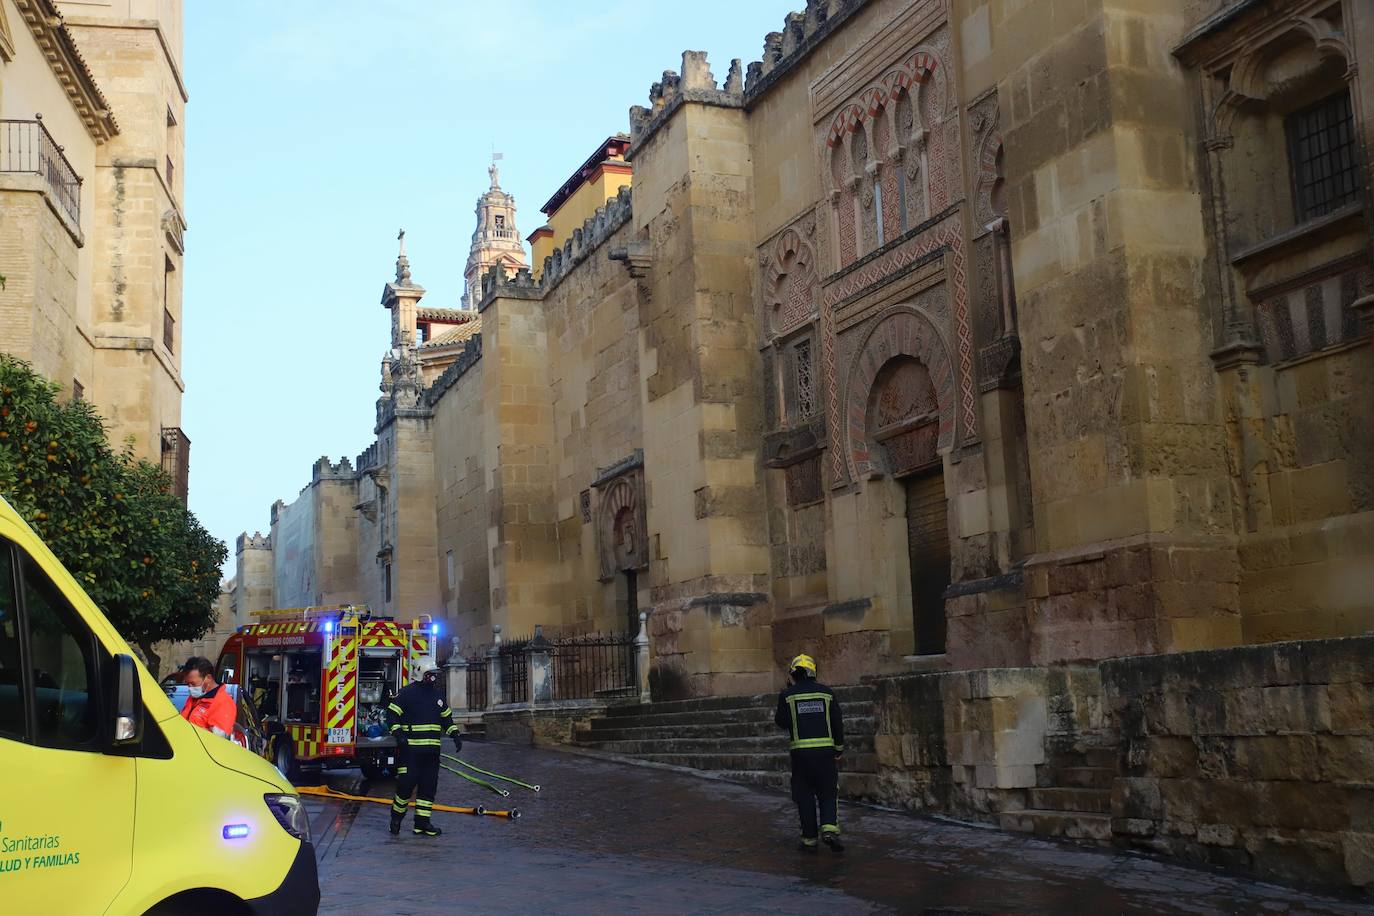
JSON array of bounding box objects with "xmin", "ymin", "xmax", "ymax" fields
[{"xmin": 214, "ymin": 605, "xmax": 438, "ymax": 780}]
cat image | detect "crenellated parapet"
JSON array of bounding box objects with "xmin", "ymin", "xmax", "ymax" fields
[
  {"xmin": 741, "ymin": 1, "xmax": 866, "ymax": 100},
  {"xmin": 538, "ymin": 184, "xmax": 635, "ymax": 292},
  {"xmin": 627, "ymin": 50, "xmax": 744, "ymax": 154},
  {"xmin": 356, "ymin": 442, "xmax": 380, "ymax": 473},
  {"xmin": 426, "ymin": 334, "xmax": 484, "ymax": 405},
  {"xmin": 236, "ymin": 531, "xmax": 272, "ymax": 552},
  {"xmin": 312, "ymin": 456, "xmax": 356, "ymax": 482},
  {"xmin": 478, "ymin": 262, "xmax": 538, "ymax": 309}
]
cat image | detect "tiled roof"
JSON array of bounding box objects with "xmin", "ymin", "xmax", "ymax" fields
[
  {"xmin": 423, "ymin": 317, "xmax": 482, "ymax": 348},
  {"xmin": 417, "ymin": 306, "xmax": 477, "ymax": 323}
]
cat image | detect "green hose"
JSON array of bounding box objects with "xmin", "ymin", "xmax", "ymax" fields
[
  {"xmin": 440, "ymin": 761, "xmax": 509, "ymax": 797},
  {"xmin": 442, "ymin": 753, "xmax": 541, "ymax": 793}
]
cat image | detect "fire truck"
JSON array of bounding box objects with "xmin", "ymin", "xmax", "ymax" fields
[{"xmin": 214, "ymin": 605, "xmax": 438, "ymax": 780}]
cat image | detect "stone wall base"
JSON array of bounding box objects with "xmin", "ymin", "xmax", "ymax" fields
[
  {"xmin": 869, "ymin": 636, "xmax": 1374, "ymax": 896},
  {"xmin": 482, "ymin": 702, "xmax": 608, "ymax": 747}
]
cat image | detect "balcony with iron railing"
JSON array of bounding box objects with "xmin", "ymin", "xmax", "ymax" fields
[{"xmin": 0, "ymin": 116, "xmax": 82, "ymax": 225}]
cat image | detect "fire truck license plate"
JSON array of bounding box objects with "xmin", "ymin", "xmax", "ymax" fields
[{"xmin": 328, "ymin": 728, "xmax": 351, "ymax": 745}]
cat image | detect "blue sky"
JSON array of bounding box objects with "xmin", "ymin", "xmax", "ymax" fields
[{"xmin": 182, "ymin": 1, "xmax": 796, "ymax": 560}]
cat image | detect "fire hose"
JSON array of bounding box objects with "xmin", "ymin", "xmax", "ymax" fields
[
  {"xmin": 296, "ymin": 784, "xmax": 520, "ymax": 819},
  {"xmin": 440, "ymin": 761, "xmax": 509, "ymax": 797},
  {"xmin": 442, "ymin": 754, "xmax": 541, "ymax": 793}
]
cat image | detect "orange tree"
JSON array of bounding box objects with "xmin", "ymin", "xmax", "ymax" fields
[{"xmin": 0, "ymin": 354, "xmax": 226, "ymax": 677}]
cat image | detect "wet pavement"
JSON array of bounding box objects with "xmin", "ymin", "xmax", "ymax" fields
[{"xmin": 303, "ymin": 741, "xmax": 1370, "ymax": 915}]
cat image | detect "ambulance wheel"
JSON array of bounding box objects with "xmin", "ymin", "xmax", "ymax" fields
[{"xmin": 273, "ymin": 737, "xmax": 299, "ymax": 783}]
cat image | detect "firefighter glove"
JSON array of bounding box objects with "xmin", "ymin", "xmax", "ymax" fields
[{"xmin": 451, "ymin": 734, "xmax": 463, "ymax": 753}]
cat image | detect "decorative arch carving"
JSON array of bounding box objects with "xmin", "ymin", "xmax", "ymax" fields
[
  {"xmin": 765, "ymin": 222, "xmax": 819, "ymax": 336},
  {"xmin": 972, "ymin": 94, "xmax": 1004, "ymax": 229},
  {"xmin": 824, "ymin": 49, "xmax": 941, "ymax": 149},
  {"xmin": 845, "ymin": 307, "xmax": 955, "ymax": 481},
  {"xmin": 595, "ymin": 466, "xmax": 648, "ymax": 581}
]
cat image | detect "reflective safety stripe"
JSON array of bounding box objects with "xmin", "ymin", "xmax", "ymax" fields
[
  {"xmin": 446, "ymin": 725, "xmax": 459, "ymax": 735},
  {"xmin": 800, "ymin": 836, "xmax": 818, "ymax": 847},
  {"xmin": 416, "ymin": 800, "xmax": 433, "ymax": 810},
  {"xmin": 408, "ymin": 724, "xmax": 441, "ymax": 732},
  {"xmin": 786, "ymin": 690, "xmax": 835, "ymax": 750},
  {"xmin": 821, "ymin": 824, "xmax": 840, "ymax": 835},
  {"xmin": 397, "ymin": 767, "xmax": 408, "ymax": 775},
  {"xmin": 387, "ymin": 703, "xmax": 404, "ymax": 715},
  {"xmin": 440, "ymin": 707, "xmax": 453, "ymax": 717},
  {"xmin": 408, "ymin": 738, "xmax": 441, "ymax": 747}
]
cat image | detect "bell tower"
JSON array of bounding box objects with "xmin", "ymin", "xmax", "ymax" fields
[{"xmin": 462, "ymin": 155, "xmax": 528, "ymax": 309}]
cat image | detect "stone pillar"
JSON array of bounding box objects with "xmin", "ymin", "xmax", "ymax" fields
[
  {"xmin": 444, "ymin": 636, "xmax": 468, "ymax": 713},
  {"xmin": 634, "ymin": 612, "xmax": 651, "ymax": 704},
  {"xmin": 487, "ymin": 625, "xmax": 503, "ymax": 707},
  {"xmin": 528, "ymin": 625, "xmax": 553, "ymax": 706}
]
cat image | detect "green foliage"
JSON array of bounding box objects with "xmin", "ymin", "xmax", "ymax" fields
[{"xmin": 0, "ymin": 354, "xmax": 227, "ymax": 663}]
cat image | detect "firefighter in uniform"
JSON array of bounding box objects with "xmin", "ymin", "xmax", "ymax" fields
[
  {"xmin": 387, "ymin": 667, "xmax": 462, "ymax": 837},
  {"xmin": 774, "ymin": 654, "xmax": 845, "ymax": 851}
]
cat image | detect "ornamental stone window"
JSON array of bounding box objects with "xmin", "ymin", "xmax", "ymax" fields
[{"xmin": 1175, "ymin": 0, "xmax": 1370, "ymax": 366}]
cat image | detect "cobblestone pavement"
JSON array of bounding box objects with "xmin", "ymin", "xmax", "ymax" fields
[{"xmin": 303, "ymin": 742, "xmax": 1370, "ymax": 915}]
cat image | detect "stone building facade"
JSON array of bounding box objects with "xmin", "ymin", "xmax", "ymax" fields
[
  {"xmin": 237, "ymin": 0, "xmax": 1372, "ymax": 697},
  {"xmin": 0, "ymin": 0, "xmax": 191, "ymax": 492}
]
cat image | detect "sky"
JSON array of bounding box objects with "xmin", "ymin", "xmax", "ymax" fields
[{"xmin": 182, "ymin": 0, "xmax": 797, "ymax": 561}]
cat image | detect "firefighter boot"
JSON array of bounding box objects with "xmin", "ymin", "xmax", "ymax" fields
[
  {"xmin": 389, "ymin": 811, "xmax": 404, "ymax": 835},
  {"xmin": 821, "ymin": 829, "xmax": 845, "ymax": 853},
  {"xmin": 413, "ymin": 818, "xmax": 442, "ymax": 837}
]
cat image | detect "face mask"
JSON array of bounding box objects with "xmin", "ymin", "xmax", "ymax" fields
[{"xmin": 188, "ymin": 685, "xmax": 205, "ymax": 699}]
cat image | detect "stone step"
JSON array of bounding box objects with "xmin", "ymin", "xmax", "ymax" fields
[
  {"xmin": 1047, "ymin": 747, "xmax": 1118, "ymax": 770},
  {"xmin": 1027, "ymin": 787, "xmax": 1111, "ymax": 815},
  {"xmin": 715, "ymin": 769, "xmax": 881, "ymax": 800},
  {"xmin": 577, "ymin": 734, "xmax": 876, "ymax": 757},
  {"xmin": 578, "ymin": 715, "xmax": 878, "ymax": 743},
  {"xmin": 623, "ymin": 750, "xmax": 878, "ymax": 774},
  {"xmin": 999, "ymin": 809, "xmax": 1112, "ymax": 843},
  {"xmin": 1045, "ymin": 766, "xmax": 1114, "ymax": 790},
  {"xmin": 599, "ymin": 685, "xmax": 876, "ymax": 718}
]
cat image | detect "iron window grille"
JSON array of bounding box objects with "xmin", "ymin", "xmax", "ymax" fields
[
  {"xmin": 793, "ymin": 339, "xmax": 815, "ymax": 422},
  {"xmin": 1286, "ymin": 91, "xmax": 1362, "ymax": 223}
]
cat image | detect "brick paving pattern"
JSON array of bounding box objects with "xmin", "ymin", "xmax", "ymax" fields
[{"xmin": 304, "ymin": 742, "xmax": 1369, "ymax": 915}]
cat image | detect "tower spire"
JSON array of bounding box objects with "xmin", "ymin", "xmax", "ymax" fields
[{"xmin": 462, "ymin": 153, "xmax": 527, "ymax": 310}]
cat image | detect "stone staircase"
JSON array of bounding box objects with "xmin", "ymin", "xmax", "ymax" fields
[
  {"xmin": 573, "ymin": 685, "xmax": 880, "ymax": 797},
  {"xmin": 998, "ymin": 741, "xmax": 1116, "ymax": 843}
]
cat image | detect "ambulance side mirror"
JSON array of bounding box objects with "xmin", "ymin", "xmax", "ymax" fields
[{"xmin": 109, "ymin": 653, "xmax": 143, "ymax": 747}]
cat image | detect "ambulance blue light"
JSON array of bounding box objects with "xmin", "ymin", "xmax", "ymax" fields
[
  {"xmin": 222, "ymin": 824, "xmax": 251, "ymax": 840},
  {"xmin": 431, "ymin": 623, "xmax": 439, "ymax": 637},
  {"xmin": 325, "ymin": 620, "xmax": 334, "ymax": 635}
]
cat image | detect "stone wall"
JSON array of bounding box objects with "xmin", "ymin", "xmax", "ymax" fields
[
  {"xmin": 1103, "ymin": 637, "xmax": 1374, "ymax": 892},
  {"xmin": 867, "ymin": 637, "xmax": 1374, "ymax": 894},
  {"xmin": 431, "ymin": 352, "xmax": 490, "ymax": 647},
  {"xmin": 869, "ymin": 663, "xmax": 1104, "ymax": 819}
]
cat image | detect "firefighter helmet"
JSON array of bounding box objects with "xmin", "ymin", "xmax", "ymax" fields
[{"xmin": 789, "ymin": 654, "xmax": 817, "ymax": 675}]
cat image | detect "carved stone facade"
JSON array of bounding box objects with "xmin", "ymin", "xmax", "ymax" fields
[{"xmin": 235, "ymin": 0, "xmax": 1374, "ymax": 716}]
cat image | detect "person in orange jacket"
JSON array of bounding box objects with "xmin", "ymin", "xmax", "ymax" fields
[{"xmin": 178, "ymin": 656, "xmax": 236, "ymax": 738}]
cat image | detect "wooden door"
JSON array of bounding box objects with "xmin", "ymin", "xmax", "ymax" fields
[{"xmin": 904, "ymin": 471, "xmax": 950, "ymax": 655}]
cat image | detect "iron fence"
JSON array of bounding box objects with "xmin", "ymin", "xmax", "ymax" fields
[
  {"xmin": 498, "ymin": 635, "xmax": 531, "ymax": 705},
  {"xmin": 465, "ymin": 655, "xmax": 488, "ymax": 712},
  {"xmin": 552, "ymin": 631, "xmax": 636, "ymax": 701},
  {"xmin": 0, "ymin": 118, "xmax": 81, "ymax": 224}
]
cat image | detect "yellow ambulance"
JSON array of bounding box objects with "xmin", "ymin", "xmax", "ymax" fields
[{"xmin": 0, "ymin": 494, "xmax": 320, "ymax": 915}]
